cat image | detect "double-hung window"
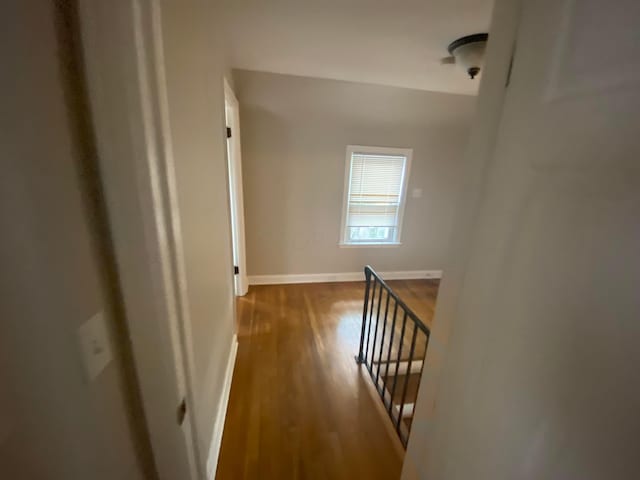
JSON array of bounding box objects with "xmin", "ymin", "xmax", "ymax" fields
[{"xmin": 340, "ymin": 145, "xmax": 412, "ymax": 246}]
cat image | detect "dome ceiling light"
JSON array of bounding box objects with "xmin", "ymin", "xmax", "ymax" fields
[{"xmin": 441, "ymin": 33, "xmax": 489, "ymax": 79}]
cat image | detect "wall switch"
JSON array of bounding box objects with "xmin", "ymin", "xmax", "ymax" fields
[
  {"xmin": 411, "ymin": 188, "xmax": 423, "ymax": 198},
  {"xmin": 77, "ymin": 311, "xmax": 112, "ymax": 381}
]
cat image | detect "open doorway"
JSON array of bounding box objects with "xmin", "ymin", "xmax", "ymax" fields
[{"xmin": 224, "ymin": 79, "xmax": 248, "ymax": 296}]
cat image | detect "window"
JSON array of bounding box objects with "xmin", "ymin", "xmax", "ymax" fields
[{"xmin": 340, "ymin": 145, "xmax": 412, "ymax": 246}]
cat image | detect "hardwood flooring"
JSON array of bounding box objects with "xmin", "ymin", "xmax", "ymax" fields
[{"xmin": 216, "ymin": 279, "xmax": 440, "ymax": 480}]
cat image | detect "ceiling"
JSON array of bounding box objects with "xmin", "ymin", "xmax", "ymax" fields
[{"xmin": 224, "ymin": 0, "xmax": 495, "ymax": 95}]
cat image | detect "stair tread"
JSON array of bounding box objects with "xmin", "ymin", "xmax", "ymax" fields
[{"xmin": 382, "ymin": 372, "xmax": 422, "ymax": 405}]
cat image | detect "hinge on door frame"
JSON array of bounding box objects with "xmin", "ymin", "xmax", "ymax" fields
[
  {"xmin": 177, "ymin": 398, "xmax": 187, "ymax": 426},
  {"xmin": 505, "ymin": 41, "xmax": 517, "ymax": 88},
  {"xmin": 234, "ymin": 265, "xmax": 239, "ymax": 275},
  {"xmin": 226, "ymin": 126, "xmax": 232, "ymax": 138}
]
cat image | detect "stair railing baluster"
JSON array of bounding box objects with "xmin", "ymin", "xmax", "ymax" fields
[
  {"xmin": 369, "ymin": 283, "xmax": 384, "ymax": 378},
  {"xmin": 383, "ymin": 301, "xmax": 399, "ymax": 404},
  {"xmin": 375, "ymin": 290, "xmax": 391, "ymax": 387},
  {"xmin": 397, "ymin": 325, "xmax": 419, "ymax": 437},
  {"xmin": 388, "ymin": 311, "xmax": 407, "ymax": 417},
  {"xmin": 356, "ymin": 265, "xmax": 432, "ymax": 449},
  {"xmin": 407, "ymin": 329, "xmax": 427, "ymax": 436},
  {"xmin": 363, "ymin": 277, "xmax": 377, "ymax": 364},
  {"xmin": 356, "ymin": 267, "xmax": 372, "ymax": 364}
]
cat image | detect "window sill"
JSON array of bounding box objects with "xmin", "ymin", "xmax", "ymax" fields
[{"xmin": 338, "ymin": 242, "xmax": 402, "ymax": 248}]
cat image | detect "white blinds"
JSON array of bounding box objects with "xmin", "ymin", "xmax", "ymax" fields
[{"xmin": 346, "ymin": 153, "xmax": 407, "ymax": 242}]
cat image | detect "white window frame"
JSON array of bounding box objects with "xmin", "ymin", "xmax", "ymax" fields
[{"xmin": 339, "ymin": 145, "xmax": 413, "ymax": 247}]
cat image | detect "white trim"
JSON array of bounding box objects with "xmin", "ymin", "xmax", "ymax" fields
[
  {"xmin": 224, "ymin": 79, "xmax": 249, "ymax": 296},
  {"xmin": 248, "ymin": 270, "xmax": 442, "ymax": 286},
  {"xmin": 206, "ymin": 335, "xmax": 238, "ymax": 479},
  {"xmin": 79, "ymin": 1, "xmax": 200, "ymax": 478},
  {"xmin": 339, "ymin": 145, "xmax": 413, "ymax": 246},
  {"xmin": 146, "ymin": 2, "xmax": 202, "ymax": 475}
]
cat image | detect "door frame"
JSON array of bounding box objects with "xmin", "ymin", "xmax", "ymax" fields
[
  {"xmin": 224, "ymin": 79, "xmax": 249, "ymax": 296},
  {"xmin": 78, "ymin": 0, "xmax": 201, "ymax": 478}
]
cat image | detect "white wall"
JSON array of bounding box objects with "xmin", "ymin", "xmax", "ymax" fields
[
  {"xmin": 403, "ymin": 0, "xmax": 519, "ymax": 477},
  {"xmin": 159, "ymin": 0, "xmax": 236, "ymax": 459},
  {"xmin": 404, "ymin": 0, "xmax": 640, "ymax": 478},
  {"xmin": 234, "ymin": 70, "xmax": 476, "ymax": 276},
  {"xmin": 0, "ymin": 2, "xmax": 148, "ymax": 478}
]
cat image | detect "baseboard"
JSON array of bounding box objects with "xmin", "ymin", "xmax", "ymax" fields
[
  {"xmin": 205, "ymin": 335, "xmax": 238, "ymax": 479},
  {"xmin": 248, "ymin": 270, "xmax": 442, "ymax": 286}
]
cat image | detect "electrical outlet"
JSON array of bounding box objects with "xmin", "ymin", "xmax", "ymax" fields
[{"xmin": 77, "ymin": 311, "xmax": 112, "ymax": 381}]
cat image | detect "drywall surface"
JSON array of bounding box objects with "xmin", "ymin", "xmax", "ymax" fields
[
  {"xmin": 404, "ymin": 0, "xmax": 640, "ymax": 478},
  {"xmin": 235, "ymin": 70, "xmax": 476, "ymax": 276},
  {"xmin": 403, "ymin": 0, "xmax": 516, "ymax": 477},
  {"xmin": 159, "ymin": 0, "xmax": 236, "ymax": 458},
  {"xmin": 0, "ymin": 2, "xmax": 145, "ymax": 479}
]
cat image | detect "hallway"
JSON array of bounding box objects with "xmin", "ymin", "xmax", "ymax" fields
[{"xmin": 216, "ymin": 279, "xmax": 439, "ymax": 479}]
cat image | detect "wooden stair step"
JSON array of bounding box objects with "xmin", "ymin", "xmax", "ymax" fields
[
  {"xmin": 371, "ymin": 359, "xmax": 423, "ymax": 375},
  {"xmin": 383, "ymin": 372, "xmax": 422, "ymax": 405}
]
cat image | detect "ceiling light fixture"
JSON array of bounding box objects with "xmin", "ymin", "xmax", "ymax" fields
[{"xmin": 441, "ymin": 33, "xmax": 489, "ymax": 79}]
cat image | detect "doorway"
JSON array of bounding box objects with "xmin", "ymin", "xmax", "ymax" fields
[{"xmin": 224, "ymin": 79, "xmax": 249, "ymax": 296}]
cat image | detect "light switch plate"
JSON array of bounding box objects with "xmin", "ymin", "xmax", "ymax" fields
[
  {"xmin": 411, "ymin": 188, "xmax": 423, "ymax": 198},
  {"xmin": 77, "ymin": 311, "xmax": 112, "ymax": 381}
]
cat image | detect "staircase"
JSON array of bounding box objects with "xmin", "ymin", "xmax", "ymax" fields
[{"xmin": 356, "ymin": 265, "xmax": 430, "ymax": 446}]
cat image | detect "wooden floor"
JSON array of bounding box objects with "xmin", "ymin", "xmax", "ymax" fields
[{"xmin": 216, "ymin": 279, "xmax": 440, "ymax": 480}]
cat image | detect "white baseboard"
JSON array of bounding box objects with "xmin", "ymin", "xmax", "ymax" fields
[
  {"xmin": 205, "ymin": 335, "xmax": 238, "ymax": 479},
  {"xmin": 248, "ymin": 270, "xmax": 442, "ymax": 286}
]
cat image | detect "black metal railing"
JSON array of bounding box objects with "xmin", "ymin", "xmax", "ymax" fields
[{"xmin": 356, "ymin": 265, "xmax": 431, "ymax": 447}]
